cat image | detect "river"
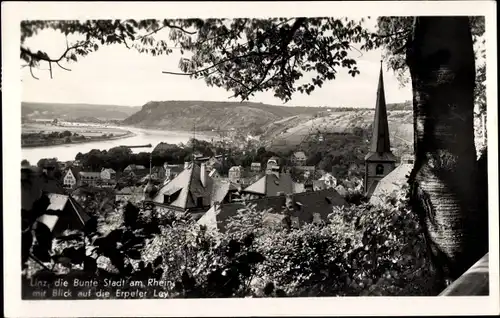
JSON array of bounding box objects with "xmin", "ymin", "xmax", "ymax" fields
[{"xmin": 21, "ymin": 126, "xmax": 218, "ymax": 164}]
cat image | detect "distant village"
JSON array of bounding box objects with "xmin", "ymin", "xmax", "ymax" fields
[{"xmin": 21, "ymin": 64, "xmax": 415, "ymax": 238}]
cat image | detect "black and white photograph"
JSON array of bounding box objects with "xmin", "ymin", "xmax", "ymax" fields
[{"xmin": 2, "ymin": 1, "xmax": 499, "ymax": 317}]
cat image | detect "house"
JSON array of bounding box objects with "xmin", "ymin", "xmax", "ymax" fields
[
  {"xmin": 266, "ymin": 156, "xmax": 280, "ymax": 168},
  {"xmin": 100, "ymin": 168, "xmax": 116, "ymax": 180},
  {"xmin": 207, "ymin": 157, "xmax": 223, "ymax": 171},
  {"xmin": 35, "ymin": 193, "xmax": 91, "ymax": 237},
  {"xmin": 78, "ymin": 171, "xmax": 101, "ymax": 187},
  {"xmin": 240, "ymin": 171, "xmax": 264, "ymax": 187},
  {"xmin": 191, "ymin": 152, "xmax": 204, "ymax": 162},
  {"xmin": 250, "ymin": 162, "xmax": 262, "ymax": 172},
  {"xmin": 198, "ymin": 188, "xmax": 347, "ymax": 233},
  {"xmin": 240, "ymin": 172, "xmax": 301, "ymax": 199},
  {"xmin": 124, "ymin": 164, "xmax": 147, "ymax": 173},
  {"xmin": 209, "ymin": 169, "xmax": 221, "ymax": 179},
  {"xmin": 127, "ymin": 168, "xmax": 149, "ymax": 180},
  {"xmin": 150, "ymin": 163, "xmax": 236, "ymax": 217},
  {"xmin": 364, "ymin": 62, "xmax": 397, "ymax": 196},
  {"xmin": 63, "ymin": 167, "xmax": 80, "ymax": 189},
  {"xmin": 115, "ymin": 186, "xmax": 145, "ymax": 204},
  {"xmin": 291, "ymin": 151, "xmax": 308, "ymax": 166},
  {"xmin": 228, "ymin": 166, "xmax": 243, "ymax": 184}
]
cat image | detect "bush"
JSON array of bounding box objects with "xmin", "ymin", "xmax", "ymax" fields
[{"xmin": 22, "ymin": 187, "xmax": 437, "ymax": 297}]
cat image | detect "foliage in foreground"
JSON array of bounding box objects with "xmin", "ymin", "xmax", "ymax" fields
[{"xmin": 22, "ymin": 186, "xmax": 438, "ymax": 297}]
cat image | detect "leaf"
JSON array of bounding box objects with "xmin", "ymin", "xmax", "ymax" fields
[{"xmin": 70, "ymin": 53, "xmax": 77, "ymax": 62}]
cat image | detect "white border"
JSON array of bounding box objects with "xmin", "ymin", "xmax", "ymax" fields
[{"xmin": 2, "ymin": 1, "xmax": 498, "ymax": 317}]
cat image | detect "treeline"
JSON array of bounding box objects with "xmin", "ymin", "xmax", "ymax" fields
[
  {"xmin": 75, "ymin": 130, "xmax": 372, "ymax": 178},
  {"xmin": 75, "ymin": 139, "xmax": 226, "ymax": 172}
]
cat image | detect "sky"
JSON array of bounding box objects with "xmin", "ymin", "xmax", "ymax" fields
[{"xmin": 21, "ymin": 18, "xmax": 413, "ymax": 108}]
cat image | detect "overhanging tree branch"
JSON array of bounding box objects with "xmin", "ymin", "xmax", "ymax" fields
[
  {"xmin": 21, "ymin": 41, "xmax": 90, "ymax": 64},
  {"xmin": 161, "ymin": 51, "xmax": 272, "ymax": 76}
]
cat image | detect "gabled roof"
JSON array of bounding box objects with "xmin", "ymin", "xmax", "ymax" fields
[
  {"xmin": 367, "ymin": 62, "xmax": 393, "ymax": 158},
  {"xmin": 124, "ymin": 164, "xmax": 146, "ymax": 171},
  {"xmin": 152, "ymin": 163, "xmax": 214, "ymax": 210},
  {"xmin": 198, "ymin": 188, "xmax": 347, "ymax": 232},
  {"xmin": 293, "ymin": 151, "xmax": 307, "ymax": 160},
  {"xmin": 36, "ymin": 193, "xmax": 90, "ymax": 235},
  {"xmin": 210, "ymin": 179, "xmax": 237, "ymax": 205},
  {"xmin": 369, "ymin": 163, "xmax": 413, "ymax": 205},
  {"xmin": 21, "ymin": 169, "xmax": 66, "ymax": 211},
  {"xmin": 101, "ymin": 168, "xmax": 116, "ymax": 174},
  {"xmin": 65, "ymin": 166, "xmax": 82, "ymax": 180},
  {"xmin": 242, "ymin": 173, "xmax": 295, "ymax": 196}
]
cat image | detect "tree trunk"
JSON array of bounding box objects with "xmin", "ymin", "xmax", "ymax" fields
[{"xmin": 406, "ymin": 17, "xmax": 488, "ymax": 289}]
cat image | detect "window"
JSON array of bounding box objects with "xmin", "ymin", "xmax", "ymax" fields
[
  {"xmin": 197, "ymin": 197, "xmax": 204, "ymax": 207},
  {"xmin": 376, "ymin": 164, "xmax": 384, "ymax": 175},
  {"xmin": 164, "ymin": 195, "xmax": 171, "ymax": 204}
]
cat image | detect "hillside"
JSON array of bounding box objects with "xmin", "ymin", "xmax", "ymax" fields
[
  {"xmin": 122, "ymin": 100, "xmax": 326, "ymax": 132},
  {"xmin": 21, "ymin": 102, "xmax": 141, "ymax": 121},
  {"xmin": 264, "ymin": 110, "xmax": 414, "ymax": 153}
]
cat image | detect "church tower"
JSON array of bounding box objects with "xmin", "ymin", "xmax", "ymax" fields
[{"xmin": 364, "ymin": 61, "xmax": 396, "ymax": 196}]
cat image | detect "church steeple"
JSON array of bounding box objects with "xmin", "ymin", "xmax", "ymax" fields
[
  {"xmin": 370, "ymin": 61, "xmax": 391, "ymax": 154},
  {"xmin": 364, "ymin": 61, "xmax": 396, "ymax": 197}
]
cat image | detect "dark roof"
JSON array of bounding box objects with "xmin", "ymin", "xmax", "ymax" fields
[
  {"xmin": 37, "ymin": 193, "xmax": 90, "ymax": 237},
  {"xmin": 21, "ymin": 169, "xmax": 66, "ymax": 211},
  {"xmin": 198, "ymin": 188, "xmax": 347, "ymax": 232},
  {"xmin": 369, "ymin": 62, "xmax": 392, "ymax": 154},
  {"xmin": 152, "ymin": 163, "xmax": 215, "ymax": 210}
]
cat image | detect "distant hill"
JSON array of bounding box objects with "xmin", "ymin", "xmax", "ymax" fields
[
  {"xmin": 21, "ymin": 102, "xmax": 141, "ymax": 121},
  {"xmin": 264, "ymin": 109, "xmax": 414, "ymax": 153},
  {"xmin": 122, "ymin": 100, "xmax": 326, "ymax": 133}
]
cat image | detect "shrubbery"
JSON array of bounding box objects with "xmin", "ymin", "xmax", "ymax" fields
[{"xmin": 22, "ymin": 186, "xmax": 439, "ymax": 297}]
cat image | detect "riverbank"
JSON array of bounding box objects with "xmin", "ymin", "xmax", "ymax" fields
[{"xmin": 22, "ymin": 130, "xmax": 136, "ymax": 148}]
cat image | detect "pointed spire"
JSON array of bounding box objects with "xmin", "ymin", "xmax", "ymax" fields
[{"xmin": 369, "ymin": 62, "xmax": 391, "ymax": 153}]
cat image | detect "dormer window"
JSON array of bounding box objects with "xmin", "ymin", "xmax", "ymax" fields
[
  {"xmin": 164, "ymin": 195, "xmax": 171, "ymax": 204},
  {"xmin": 376, "ymin": 164, "xmax": 384, "ymax": 175}
]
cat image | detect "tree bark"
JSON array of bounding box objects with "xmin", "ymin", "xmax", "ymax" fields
[{"xmin": 406, "ymin": 17, "xmax": 488, "ymax": 289}]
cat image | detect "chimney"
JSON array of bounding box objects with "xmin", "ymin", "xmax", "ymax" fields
[{"xmin": 200, "ymin": 163, "xmax": 207, "ymax": 187}]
